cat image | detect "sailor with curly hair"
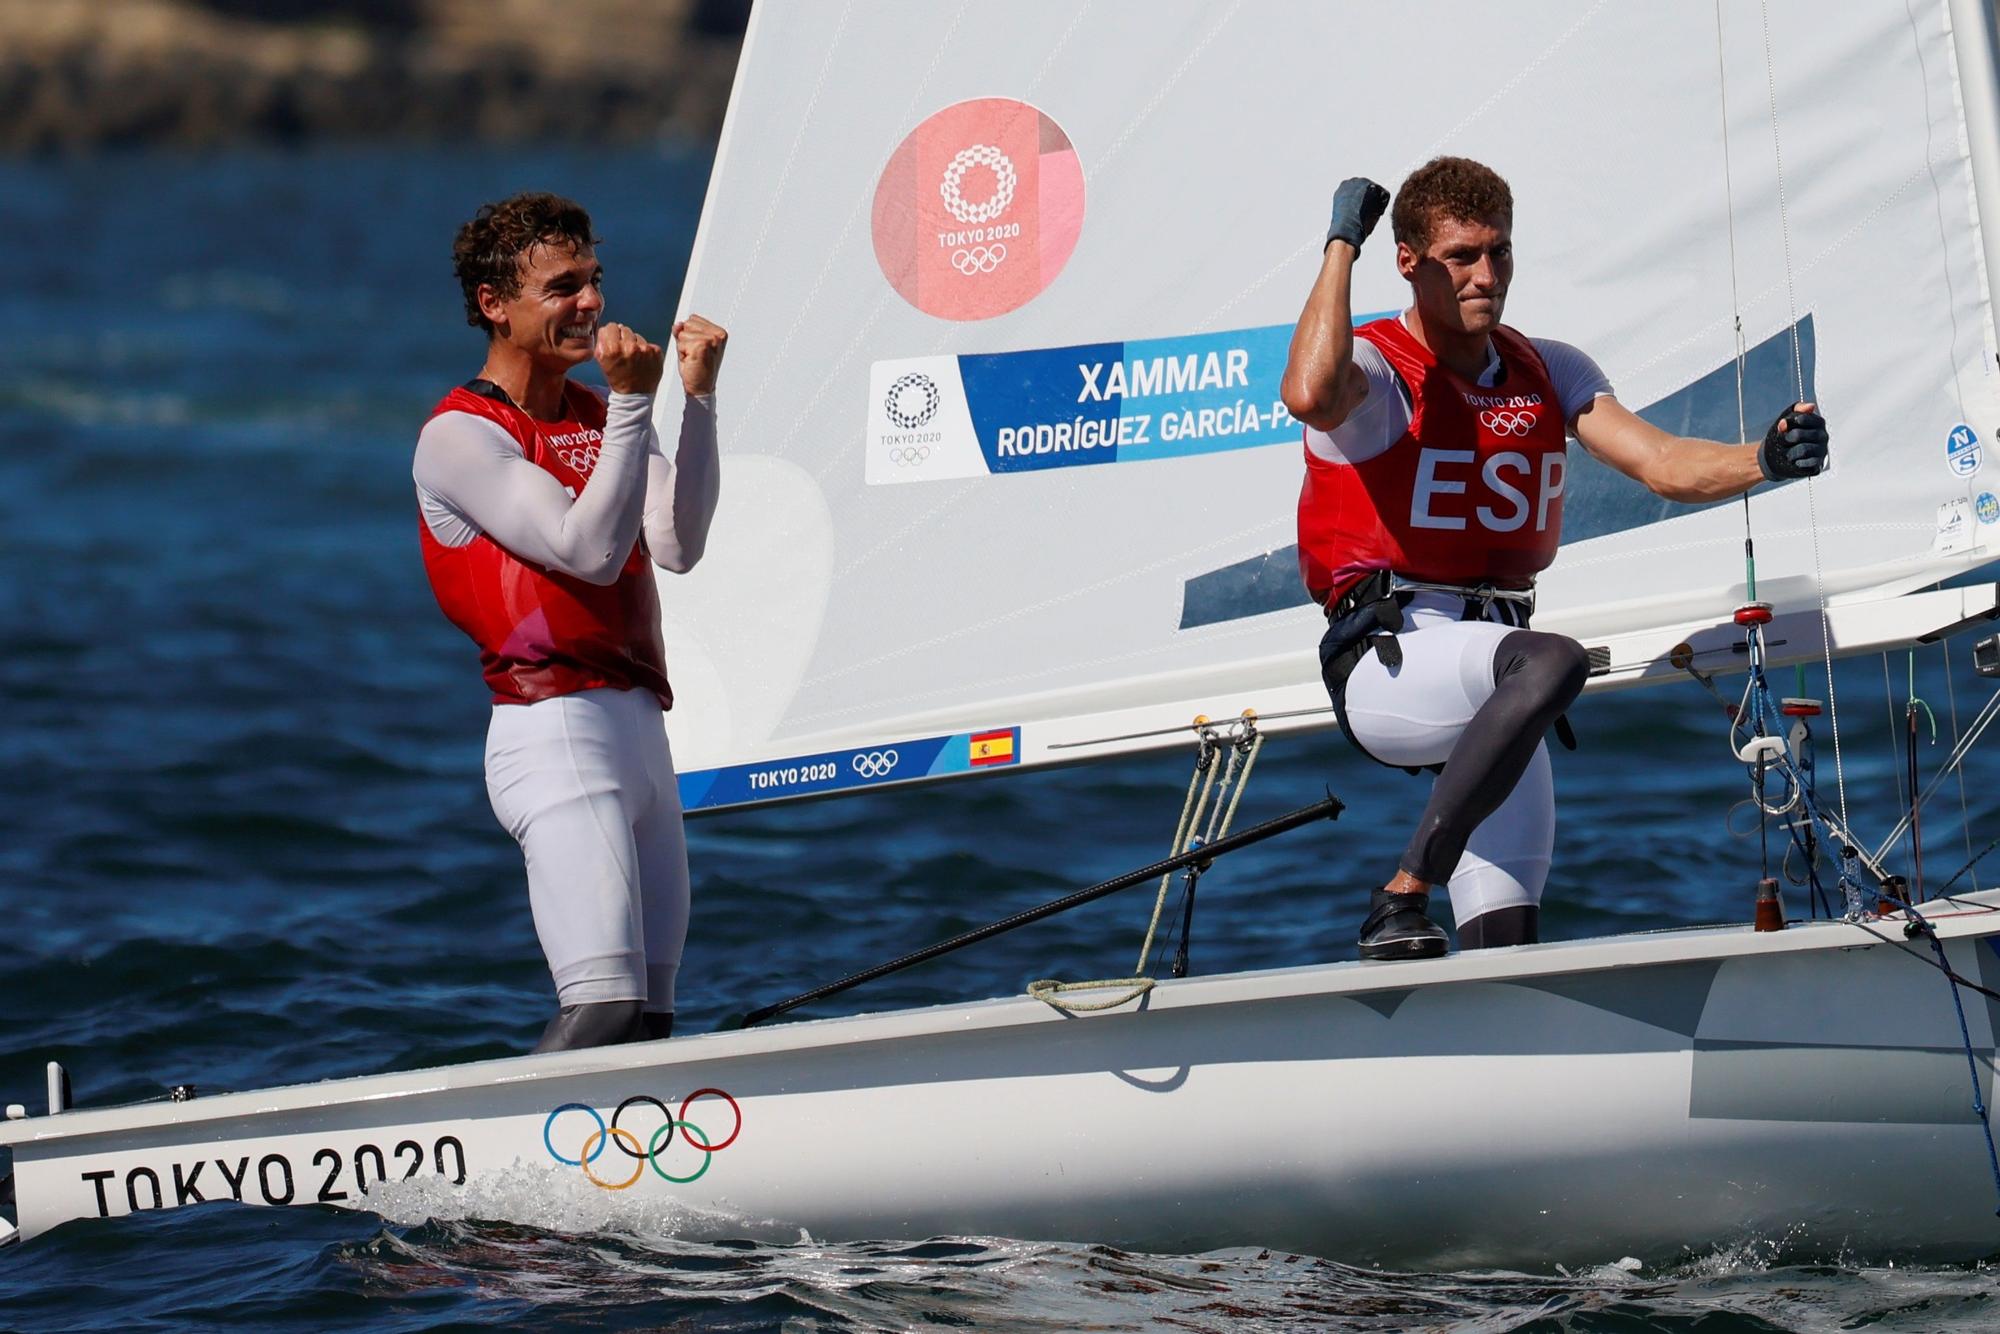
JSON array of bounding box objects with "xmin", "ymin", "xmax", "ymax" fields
[{"xmin": 414, "ymin": 191, "xmax": 727, "ymax": 1047}]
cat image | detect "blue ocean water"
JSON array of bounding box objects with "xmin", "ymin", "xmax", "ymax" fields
[{"xmin": 2, "ymin": 144, "xmax": 1999, "ymax": 1330}]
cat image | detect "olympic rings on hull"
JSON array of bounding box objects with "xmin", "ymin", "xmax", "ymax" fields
[{"xmin": 542, "ymin": 1088, "xmax": 742, "ymax": 1190}]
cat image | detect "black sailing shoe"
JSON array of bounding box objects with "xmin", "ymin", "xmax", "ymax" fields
[{"xmin": 1358, "ymin": 889, "xmax": 1449, "ymax": 961}]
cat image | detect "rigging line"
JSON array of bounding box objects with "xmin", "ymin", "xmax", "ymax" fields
[
  {"xmin": 1760, "ymin": 0, "xmax": 1849, "ymax": 833},
  {"xmin": 1135, "ymin": 740, "xmax": 1216, "ymax": 976},
  {"xmin": 1849, "ymin": 910, "xmax": 2000, "ymax": 1214},
  {"xmin": 1943, "ymin": 635, "xmax": 1981, "ymax": 891},
  {"xmin": 1051, "ymin": 706, "xmax": 1333, "ymax": 752},
  {"xmin": 738, "ymin": 794, "xmax": 1344, "ymax": 1028},
  {"xmin": 1940, "ymin": 831, "xmax": 2000, "ymax": 895},
  {"xmin": 1886, "ymin": 652, "xmax": 1910, "ymax": 850},
  {"xmin": 1871, "ymin": 684, "xmax": 2000, "ymax": 862},
  {"xmin": 1713, "ymin": 0, "xmax": 1753, "ymax": 519},
  {"xmin": 1844, "ymin": 919, "xmax": 2000, "ymax": 1004}
]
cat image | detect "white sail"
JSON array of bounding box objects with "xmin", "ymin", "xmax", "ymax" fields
[{"xmin": 655, "ymin": 0, "xmax": 2000, "ymax": 812}]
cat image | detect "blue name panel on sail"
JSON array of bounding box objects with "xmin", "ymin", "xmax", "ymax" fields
[
  {"xmin": 863, "ymin": 316, "xmax": 1395, "ymax": 486},
  {"xmin": 679, "ymin": 726, "xmax": 1021, "ymax": 811}
]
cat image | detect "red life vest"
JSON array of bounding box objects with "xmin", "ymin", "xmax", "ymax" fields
[
  {"xmin": 1297, "ymin": 317, "xmax": 1569, "ymax": 606},
  {"xmin": 418, "ymin": 380, "xmax": 673, "ymax": 709}
]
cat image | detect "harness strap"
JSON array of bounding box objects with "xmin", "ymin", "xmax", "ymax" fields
[{"xmin": 1319, "ymin": 571, "xmax": 1576, "ymax": 771}]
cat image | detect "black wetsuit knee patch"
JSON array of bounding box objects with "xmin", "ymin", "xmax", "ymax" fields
[{"xmin": 1397, "ymin": 629, "xmax": 1587, "ymax": 886}]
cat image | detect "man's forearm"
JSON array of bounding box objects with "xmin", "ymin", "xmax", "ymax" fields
[
  {"xmin": 644, "ymin": 393, "xmax": 719, "ymax": 573},
  {"xmin": 1646, "ymin": 436, "xmax": 1766, "ymax": 503}
]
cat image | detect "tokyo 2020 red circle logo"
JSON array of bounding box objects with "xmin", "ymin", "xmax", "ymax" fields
[{"xmin": 871, "ymin": 98, "xmax": 1085, "ymax": 322}]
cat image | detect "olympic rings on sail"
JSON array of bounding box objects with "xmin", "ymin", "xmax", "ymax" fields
[
  {"xmin": 542, "ymin": 1088, "xmax": 742, "ymax": 1190},
  {"xmin": 939, "ymin": 144, "xmax": 1016, "ymax": 224},
  {"xmin": 1478, "ymin": 408, "xmax": 1539, "ymax": 437},
  {"xmin": 889, "ymin": 447, "xmax": 932, "ymax": 466},
  {"xmin": 949, "ymin": 243, "xmax": 1008, "ymax": 275},
  {"xmin": 851, "ymin": 750, "xmax": 900, "ymax": 779}
]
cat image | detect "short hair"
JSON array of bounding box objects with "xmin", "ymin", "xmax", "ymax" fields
[
  {"xmin": 451, "ymin": 192, "xmax": 600, "ymax": 332},
  {"xmin": 1391, "ymin": 157, "xmax": 1513, "ymax": 251}
]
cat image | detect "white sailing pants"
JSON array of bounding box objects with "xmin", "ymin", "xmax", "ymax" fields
[
  {"xmin": 1339, "ymin": 593, "xmax": 1554, "ymax": 924},
  {"xmin": 484, "ymin": 687, "xmax": 690, "ymax": 1010}
]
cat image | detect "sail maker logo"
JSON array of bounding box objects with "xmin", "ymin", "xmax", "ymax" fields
[{"xmin": 872, "ymin": 97, "xmax": 1085, "ymax": 322}]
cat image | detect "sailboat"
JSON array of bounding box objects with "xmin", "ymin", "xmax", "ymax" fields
[{"xmin": 9, "ymin": 0, "xmax": 2000, "ymax": 1266}]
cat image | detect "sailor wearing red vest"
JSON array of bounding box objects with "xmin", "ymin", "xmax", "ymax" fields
[
  {"xmin": 415, "ymin": 192, "xmax": 726, "ymax": 1049},
  {"xmin": 1280, "ymin": 158, "xmax": 1828, "ymax": 961}
]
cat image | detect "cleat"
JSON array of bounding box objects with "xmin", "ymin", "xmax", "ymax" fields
[{"xmin": 1359, "ymin": 889, "xmax": 1448, "ymax": 961}]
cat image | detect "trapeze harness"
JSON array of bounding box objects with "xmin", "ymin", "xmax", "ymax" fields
[{"xmin": 1300, "ymin": 318, "xmax": 1575, "ymax": 773}]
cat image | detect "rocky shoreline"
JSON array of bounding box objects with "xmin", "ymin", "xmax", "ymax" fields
[{"xmin": 0, "ymin": 0, "xmax": 745, "ymax": 153}]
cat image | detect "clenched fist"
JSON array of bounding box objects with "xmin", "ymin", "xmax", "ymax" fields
[
  {"xmin": 595, "ymin": 322, "xmax": 666, "ymax": 395},
  {"xmin": 1759, "ymin": 400, "xmax": 1829, "ymax": 480},
  {"xmin": 674, "ymin": 314, "xmax": 728, "ymax": 396}
]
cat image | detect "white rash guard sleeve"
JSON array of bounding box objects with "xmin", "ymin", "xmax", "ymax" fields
[
  {"xmin": 1304, "ymin": 333, "xmax": 1614, "ymax": 465},
  {"xmin": 643, "ymin": 393, "xmax": 719, "ymax": 573},
  {"xmin": 414, "ymin": 389, "xmax": 659, "ymax": 585}
]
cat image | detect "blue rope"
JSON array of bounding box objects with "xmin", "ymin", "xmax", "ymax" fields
[
  {"xmin": 1740, "ymin": 624, "xmax": 2000, "ymax": 1216},
  {"xmin": 1890, "ymin": 893, "xmax": 2000, "ymax": 1217}
]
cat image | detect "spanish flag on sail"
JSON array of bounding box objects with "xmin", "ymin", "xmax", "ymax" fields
[{"xmin": 968, "ymin": 728, "xmax": 1017, "ymax": 767}]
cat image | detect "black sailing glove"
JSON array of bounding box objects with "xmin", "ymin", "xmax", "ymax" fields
[
  {"xmin": 1758, "ymin": 401, "xmax": 1829, "ymax": 480},
  {"xmin": 1326, "ymin": 177, "xmax": 1391, "ymax": 253}
]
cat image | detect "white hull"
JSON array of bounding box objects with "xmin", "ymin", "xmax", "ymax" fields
[{"xmin": 7, "ymin": 896, "xmax": 2000, "ymax": 1267}]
